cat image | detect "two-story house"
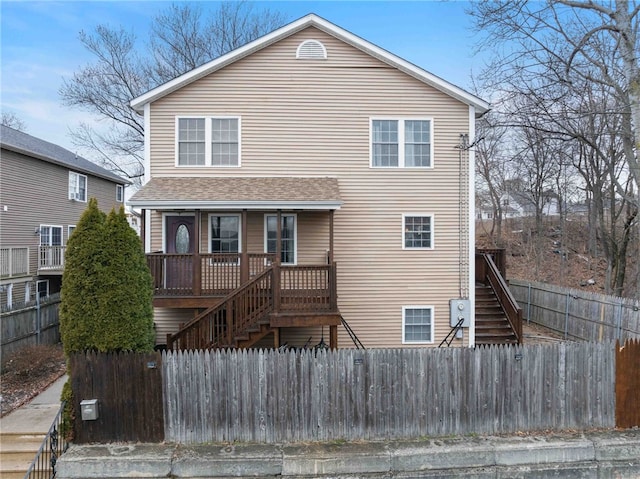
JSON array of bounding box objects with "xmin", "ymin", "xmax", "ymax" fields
[
  {"xmin": 128, "ymin": 14, "xmax": 490, "ymax": 349},
  {"xmin": 0, "ymin": 125, "xmax": 129, "ymax": 308}
]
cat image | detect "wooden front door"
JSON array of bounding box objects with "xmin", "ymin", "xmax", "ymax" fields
[{"xmin": 165, "ymin": 216, "xmax": 195, "ymax": 291}]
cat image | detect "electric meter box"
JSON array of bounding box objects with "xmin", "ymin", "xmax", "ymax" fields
[{"xmin": 449, "ymin": 299, "xmax": 471, "ymax": 328}]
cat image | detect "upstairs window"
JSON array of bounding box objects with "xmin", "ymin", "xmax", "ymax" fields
[
  {"xmin": 177, "ymin": 117, "xmax": 240, "ymax": 167},
  {"xmin": 371, "ymin": 119, "xmax": 433, "ymax": 168},
  {"xmin": 265, "ymin": 214, "xmax": 296, "ymax": 265},
  {"xmin": 116, "ymin": 184, "xmax": 124, "ymax": 202},
  {"xmin": 69, "ymin": 172, "xmax": 87, "ymax": 201}
]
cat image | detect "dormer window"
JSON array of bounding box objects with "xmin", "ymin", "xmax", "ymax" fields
[{"xmin": 296, "ymin": 40, "xmax": 327, "ymax": 60}]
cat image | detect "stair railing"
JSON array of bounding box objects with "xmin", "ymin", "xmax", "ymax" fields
[
  {"xmin": 478, "ymin": 253, "xmax": 523, "ymax": 344},
  {"xmin": 167, "ymin": 267, "xmax": 275, "ymax": 350},
  {"xmin": 24, "ymin": 401, "xmax": 68, "ymax": 479}
]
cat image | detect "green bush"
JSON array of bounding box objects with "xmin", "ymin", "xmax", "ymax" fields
[{"xmin": 60, "ymin": 200, "xmax": 154, "ymax": 353}]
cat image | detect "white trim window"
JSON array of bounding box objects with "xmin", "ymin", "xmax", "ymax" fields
[
  {"xmin": 402, "ymin": 214, "xmax": 433, "ymax": 249},
  {"xmin": 402, "ymin": 306, "xmax": 434, "ymax": 344},
  {"xmin": 209, "ymin": 214, "xmax": 241, "ymax": 255},
  {"xmin": 176, "ymin": 116, "xmax": 240, "ymax": 167},
  {"xmin": 68, "ymin": 225, "xmax": 76, "ymax": 242},
  {"xmin": 264, "ymin": 214, "xmax": 297, "ymax": 265},
  {"xmin": 116, "ymin": 184, "xmax": 124, "ymax": 202},
  {"xmin": 68, "ymin": 171, "xmax": 87, "ymax": 201},
  {"xmin": 371, "ymin": 118, "xmax": 433, "ymax": 168},
  {"xmin": 40, "ymin": 225, "xmax": 63, "ymax": 247}
]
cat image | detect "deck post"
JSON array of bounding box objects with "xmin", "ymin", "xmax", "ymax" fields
[
  {"xmin": 140, "ymin": 209, "xmax": 146, "ymax": 252},
  {"xmin": 193, "ymin": 209, "xmax": 201, "ymax": 296},
  {"xmin": 273, "ymin": 327, "xmax": 280, "ymax": 348},
  {"xmin": 276, "ymin": 209, "xmax": 282, "ymax": 265},
  {"xmin": 329, "ymin": 209, "xmax": 334, "ymax": 263},
  {"xmin": 329, "ymin": 325, "xmax": 338, "ymax": 350},
  {"xmin": 273, "ymin": 262, "xmax": 281, "ymax": 313},
  {"xmin": 241, "ymin": 209, "xmax": 249, "ymax": 284}
]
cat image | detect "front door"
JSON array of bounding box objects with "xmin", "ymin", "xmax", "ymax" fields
[{"xmin": 165, "ymin": 216, "xmax": 195, "ymax": 291}]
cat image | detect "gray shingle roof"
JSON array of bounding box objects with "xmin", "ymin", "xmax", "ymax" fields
[
  {"xmin": 129, "ymin": 177, "xmax": 342, "ymax": 210},
  {"xmin": 1, "ymin": 125, "xmax": 129, "ymax": 184}
]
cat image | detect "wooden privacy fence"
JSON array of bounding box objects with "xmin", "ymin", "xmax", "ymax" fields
[
  {"xmin": 510, "ymin": 280, "xmax": 640, "ymax": 342},
  {"xmin": 69, "ymin": 351, "xmax": 163, "ymax": 443},
  {"xmin": 616, "ymin": 339, "xmax": 640, "ymax": 429},
  {"xmin": 68, "ymin": 342, "xmax": 640, "ymax": 444},
  {"xmin": 161, "ymin": 343, "xmax": 615, "ymax": 443},
  {"xmin": 0, "ymin": 294, "xmax": 60, "ymax": 369}
]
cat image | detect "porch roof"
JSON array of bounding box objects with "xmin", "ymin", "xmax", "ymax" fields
[{"xmin": 128, "ymin": 176, "xmax": 343, "ymax": 210}]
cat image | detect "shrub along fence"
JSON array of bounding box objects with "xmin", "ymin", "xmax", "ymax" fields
[
  {"xmin": 510, "ymin": 280, "xmax": 640, "ymax": 342},
  {"xmin": 0, "ymin": 293, "xmax": 61, "ymax": 369},
  {"xmin": 66, "ymin": 340, "xmax": 640, "ymax": 444}
]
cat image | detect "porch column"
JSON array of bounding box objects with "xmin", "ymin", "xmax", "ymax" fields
[
  {"xmin": 328, "ymin": 209, "xmax": 335, "ymax": 264},
  {"xmin": 193, "ymin": 209, "xmax": 201, "ymax": 296},
  {"xmin": 273, "ymin": 209, "xmax": 282, "ymax": 313},
  {"xmin": 140, "ymin": 209, "xmax": 146, "ymax": 252},
  {"xmin": 241, "ymin": 209, "xmax": 248, "ymax": 284}
]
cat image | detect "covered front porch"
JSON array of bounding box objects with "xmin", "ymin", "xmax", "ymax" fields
[{"xmin": 129, "ymin": 177, "xmax": 343, "ymax": 349}]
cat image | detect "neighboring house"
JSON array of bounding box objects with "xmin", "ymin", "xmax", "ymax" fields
[
  {"xmin": 128, "ymin": 14, "xmax": 490, "ymax": 349},
  {"xmin": 500, "ymin": 191, "xmax": 560, "ymax": 218},
  {"xmin": 0, "ymin": 125, "xmax": 129, "ymax": 308}
]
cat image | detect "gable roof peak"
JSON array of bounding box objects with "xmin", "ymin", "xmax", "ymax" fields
[{"xmin": 130, "ymin": 13, "xmax": 489, "ymax": 115}]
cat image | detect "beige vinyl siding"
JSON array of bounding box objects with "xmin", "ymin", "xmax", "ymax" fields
[
  {"xmin": 1, "ymin": 149, "xmax": 125, "ymax": 302},
  {"xmin": 147, "ymin": 27, "xmax": 472, "ymax": 348}
]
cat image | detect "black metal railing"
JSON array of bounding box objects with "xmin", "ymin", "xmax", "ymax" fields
[{"xmin": 24, "ymin": 402, "xmax": 68, "ymax": 479}]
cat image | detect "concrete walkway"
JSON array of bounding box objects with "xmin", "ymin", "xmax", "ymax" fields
[{"xmin": 0, "ymin": 374, "xmax": 67, "ymax": 434}]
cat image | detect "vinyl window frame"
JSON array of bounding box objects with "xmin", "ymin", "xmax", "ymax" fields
[
  {"xmin": 402, "ymin": 306, "xmax": 435, "ymax": 344},
  {"xmin": 175, "ymin": 116, "xmax": 241, "ymax": 167},
  {"xmin": 116, "ymin": 184, "xmax": 124, "ymax": 202},
  {"xmin": 370, "ymin": 117, "xmax": 434, "ymax": 168},
  {"xmin": 264, "ymin": 213, "xmax": 297, "ymax": 265},
  {"xmin": 68, "ymin": 171, "xmax": 87, "ymax": 202},
  {"xmin": 402, "ymin": 214, "xmax": 434, "ymax": 250},
  {"xmin": 208, "ymin": 213, "xmax": 242, "ymax": 264}
]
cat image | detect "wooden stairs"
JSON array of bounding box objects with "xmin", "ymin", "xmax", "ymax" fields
[{"xmin": 475, "ymin": 283, "xmax": 519, "ymax": 345}]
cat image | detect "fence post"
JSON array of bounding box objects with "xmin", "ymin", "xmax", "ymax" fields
[
  {"xmin": 527, "ymin": 283, "xmax": 531, "ymax": 324},
  {"xmin": 616, "ymin": 302, "xmax": 623, "ymax": 341},
  {"xmin": 564, "ymin": 293, "xmax": 570, "ymax": 339},
  {"xmin": 36, "ymin": 293, "xmax": 41, "ymax": 345}
]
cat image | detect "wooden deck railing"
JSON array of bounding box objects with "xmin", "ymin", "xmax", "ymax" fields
[
  {"xmin": 167, "ymin": 268, "xmax": 274, "ymax": 350},
  {"xmin": 39, "ymin": 245, "xmax": 66, "ymax": 271},
  {"xmin": 476, "ymin": 252, "xmax": 522, "ymax": 344},
  {"xmin": 165, "ymin": 262, "xmax": 339, "ymax": 350},
  {"xmin": 147, "ymin": 253, "xmax": 276, "ymax": 297},
  {"xmin": 0, "ymin": 247, "xmax": 29, "ymax": 278}
]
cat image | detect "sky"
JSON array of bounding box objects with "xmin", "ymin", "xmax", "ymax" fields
[{"xmin": 1, "ymin": 0, "xmax": 487, "ymax": 159}]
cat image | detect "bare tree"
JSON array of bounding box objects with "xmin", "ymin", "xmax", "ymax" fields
[
  {"xmin": 60, "ymin": 2, "xmax": 287, "ymax": 185},
  {"xmin": 1, "ymin": 111, "xmax": 27, "ymax": 131},
  {"xmin": 469, "ymin": 0, "xmax": 639, "ymax": 208}
]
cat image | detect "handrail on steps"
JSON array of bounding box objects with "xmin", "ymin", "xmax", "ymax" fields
[
  {"xmin": 24, "ymin": 401, "xmax": 68, "ymax": 479},
  {"xmin": 479, "ymin": 253, "xmax": 523, "ymax": 344},
  {"xmin": 167, "ymin": 267, "xmax": 275, "ymax": 350}
]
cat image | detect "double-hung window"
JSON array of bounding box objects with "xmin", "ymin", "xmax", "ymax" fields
[
  {"xmin": 68, "ymin": 172, "xmax": 87, "ymax": 201},
  {"xmin": 402, "ymin": 306, "xmax": 434, "ymax": 343},
  {"xmin": 371, "ymin": 118, "xmax": 432, "ymax": 168},
  {"xmin": 177, "ymin": 117, "xmax": 240, "ymax": 167},
  {"xmin": 116, "ymin": 184, "xmax": 124, "ymax": 202},
  {"xmin": 403, "ymin": 215, "xmax": 433, "ymax": 249},
  {"xmin": 265, "ymin": 214, "xmax": 296, "ymax": 265},
  {"xmin": 210, "ymin": 215, "xmax": 241, "ymax": 261}
]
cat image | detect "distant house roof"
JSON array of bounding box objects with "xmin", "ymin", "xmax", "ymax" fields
[
  {"xmin": 128, "ymin": 177, "xmax": 342, "ymax": 210},
  {"xmin": 1, "ymin": 125, "xmax": 129, "ymax": 184},
  {"xmin": 130, "ymin": 13, "xmax": 490, "ymax": 116}
]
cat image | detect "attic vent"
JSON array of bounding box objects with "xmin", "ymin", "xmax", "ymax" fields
[{"xmin": 296, "ymin": 40, "xmax": 327, "ymax": 60}]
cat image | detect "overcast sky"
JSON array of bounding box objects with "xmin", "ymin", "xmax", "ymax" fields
[{"xmin": 1, "ymin": 1, "xmax": 487, "ymax": 158}]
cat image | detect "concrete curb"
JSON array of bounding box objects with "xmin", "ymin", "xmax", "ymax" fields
[{"xmin": 56, "ymin": 430, "xmax": 640, "ymax": 478}]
